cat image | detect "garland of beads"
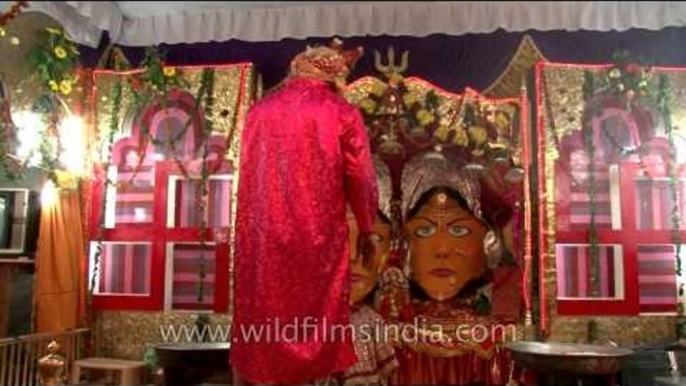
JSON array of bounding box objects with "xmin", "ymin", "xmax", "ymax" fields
[
  {"xmin": 196, "ymin": 68, "xmax": 215, "ymax": 303},
  {"xmin": 582, "ymin": 71, "xmax": 600, "ymax": 297}
]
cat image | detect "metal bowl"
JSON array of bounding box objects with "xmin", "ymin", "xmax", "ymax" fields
[
  {"xmin": 155, "ymin": 343, "xmax": 231, "ymax": 386},
  {"xmin": 506, "ymin": 342, "xmax": 634, "ymax": 375},
  {"xmin": 156, "ymin": 342, "xmax": 230, "ymax": 366}
]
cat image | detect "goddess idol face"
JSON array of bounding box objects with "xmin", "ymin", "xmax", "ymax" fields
[
  {"xmin": 348, "ymin": 211, "xmax": 392, "ymax": 305},
  {"xmin": 405, "ymin": 189, "xmax": 487, "ymax": 302}
]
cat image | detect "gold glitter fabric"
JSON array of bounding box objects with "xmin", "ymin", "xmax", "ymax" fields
[
  {"xmin": 231, "ymin": 77, "xmax": 379, "ymax": 384},
  {"xmin": 339, "ymin": 305, "xmax": 399, "ymax": 386}
]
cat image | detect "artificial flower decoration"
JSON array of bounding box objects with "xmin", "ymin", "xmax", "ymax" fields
[
  {"xmin": 58, "ymin": 80, "xmax": 72, "ymax": 95},
  {"xmin": 493, "ymin": 110, "xmax": 511, "ymax": 131},
  {"xmin": 468, "ymin": 126, "xmax": 488, "ymax": 144},
  {"xmin": 352, "ymin": 49, "xmax": 518, "ymax": 170},
  {"xmin": 138, "ymin": 47, "xmax": 187, "ymax": 98},
  {"xmin": 163, "ymin": 66, "xmax": 177, "ymax": 77},
  {"xmin": 27, "ymin": 26, "xmax": 81, "ymax": 96},
  {"xmin": 453, "ymin": 128, "xmax": 469, "ymax": 146},
  {"xmin": 604, "ymin": 50, "xmax": 654, "ymax": 107},
  {"xmin": 359, "ymin": 97, "xmax": 376, "ymax": 114},
  {"xmin": 416, "ymin": 109, "xmax": 435, "ymax": 126},
  {"xmin": 53, "ymin": 46, "xmax": 67, "ymax": 59},
  {"xmin": 371, "ymin": 82, "xmax": 387, "ymax": 97},
  {"xmin": 403, "ymin": 92, "xmax": 419, "ymax": 107},
  {"xmin": 54, "ymin": 169, "xmax": 78, "ymax": 189},
  {"xmin": 358, "ymin": 73, "xmax": 441, "ymax": 141}
]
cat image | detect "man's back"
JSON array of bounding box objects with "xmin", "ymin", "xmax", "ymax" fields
[
  {"xmin": 231, "ymin": 76, "xmax": 378, "ymax": 384},
  {"xmin": 238, "ymin": 77, "xmax": 353, "ymax": 246}
]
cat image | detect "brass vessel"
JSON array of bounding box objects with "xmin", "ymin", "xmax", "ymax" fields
[{"xmin": 37, "ymin": 341, "xmax": 66, "ymax": 386}]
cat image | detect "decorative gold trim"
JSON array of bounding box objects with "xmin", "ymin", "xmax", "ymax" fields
[
  {"xmin": 228, "ymin": 65, "xmax": 257, "ymax": 320},
  {"xmin": 484, "ymin": 35, "xmax": 548, "ymax": 98}
]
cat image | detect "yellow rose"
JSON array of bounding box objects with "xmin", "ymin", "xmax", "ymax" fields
[
  {"xmin": 468, "ymin": 126, "xmax": 488, "ymax": 144},
  {"xmin": 453, "ymin": 128, "xmax": 469, "ymax": 147},
  {"xmin": 416, "ymin": 109, "xmax": 435, "ymax": 126},
  {"xmin": 54, "ymin": 46, "xmax": 68, "ymax": 59},
  {"xmin": 388, "ymin": 73, "xmax": 403, "ymax": 86},
  {"xmin": 48, "ymin": 80, "xmax": 59, "ymax": 92},
  {"xmin": 59, "ymin": 80, "xmax": 72, "ymax": 95},
  {"xmin": 359, "ymin": 98, "xmax": 377, "ymax": 114},
  {"xmin": 494, "ymin": 111, "xmax": 510, "ymax": 130},
  {"xmin": 55, "ymin": 170, "xmax": 77, "ymax": 189},
  {"xmin": 434, "ymin": 124, "xmax": 451, "ymax": 142},
  {"xmin": 163, "ymin": 67, "xmax": 177, "ymax": 77},
  {"xmin": 371, "ymin": 82, "xmax": 386, "ymax": 97},
  {"xmin": 403, "ymin": 92, "xmax": 419, "ymax": 107}
]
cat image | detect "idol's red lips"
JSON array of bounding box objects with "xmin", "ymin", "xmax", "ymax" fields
[
  {"xmin": 429, "ymin": 268, "xmax": 456, "ymax": 277},
  {"xmin": 350, "ymin": 273, "xmax": 367, "ymax": 283}
]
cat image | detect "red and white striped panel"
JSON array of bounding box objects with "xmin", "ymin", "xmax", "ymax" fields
[
  {"xmin": 568, "ymin": 166, "xmax": 613, "ymax": 230},
  {"xmin": 637, "ymin": 244, "xmax": 678, "ymax": 313},
  {"xmin": 635, "ymin": 180, "xmax": 686, "ymax": 231},
  {"xmin": 174, "ymin": 178, "xmax": 232, "ymax": 228},
  {"xmin": 115, "ymin": 164, "xmax": 155, "ymax": 224},
  {"xmin": 556, "ymin": 244, "xmax": 620, "ymax": 298},
  {"xmin": 97, "ymin": 243, "xmax": 151, "ymax": 295},
  {"xmin": 171, "ymin": 243, "xmax": 216, "ymax": 310}
]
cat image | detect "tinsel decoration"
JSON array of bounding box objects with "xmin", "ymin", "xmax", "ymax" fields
[{"xmin": 657, "ymin": 74, "xmax": 685, "ymax": 316}]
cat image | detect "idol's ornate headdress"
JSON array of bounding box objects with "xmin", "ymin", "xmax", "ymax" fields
[
  {"xmin": 401, "ymin": 150, "xmax": 482, "ymax": 221},
  {"xmin": 374, "ymin": 155, "xmax": 393, "ymax": 221},
  {"xmin": 289, "ymin": 38, "xmax": 364, "ymax": 83}
]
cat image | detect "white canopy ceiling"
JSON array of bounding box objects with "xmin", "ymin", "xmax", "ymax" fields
[{"xmin": 7, "ymin": 1, "xmax": 686, "ymax": 47}]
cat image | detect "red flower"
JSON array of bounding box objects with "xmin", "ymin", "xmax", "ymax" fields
[
  {"xmin": 130, "ymin": 77, "xmax": 142, "ymax": 91},
  {"xmin": 625, "ymin": 63, "xmax": 641, "ymax": 74}
]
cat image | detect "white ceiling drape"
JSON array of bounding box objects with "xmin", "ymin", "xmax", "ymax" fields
[{"xmin": 11, "ymin": 1, "xmax": 686, "ymax": 48}]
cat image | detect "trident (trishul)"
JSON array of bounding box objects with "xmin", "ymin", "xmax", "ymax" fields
[{"xmin": 374, "ymin": 47, "xmax": 409, "ymax": 76}]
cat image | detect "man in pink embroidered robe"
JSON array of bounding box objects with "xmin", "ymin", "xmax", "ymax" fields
[{"xmin": 231, "ymin": 41, "xmax": 379, "ymax": 385}]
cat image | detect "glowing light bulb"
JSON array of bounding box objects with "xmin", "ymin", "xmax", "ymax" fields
[
  {"xmin": 13, "ymin": 110, "xmax": 43, "ymax": 166},
  {"xmin": 41, "ymin": 180, "xmax": 58, "ymax": 207},
  {"xmin": 58, "ymin": 115, "xmax": 86, "ymax": 175}
]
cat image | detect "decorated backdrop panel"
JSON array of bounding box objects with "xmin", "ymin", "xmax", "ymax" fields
[
  {"xmin": 536, "ymin": 61, "xmax": 686, "ymax": 336},
  {"xmin": 89, "ymin": 63, "xmax": 257, "ymax": 312}
]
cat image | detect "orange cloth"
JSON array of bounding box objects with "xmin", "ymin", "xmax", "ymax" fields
[{"xmin": 34, "ymin": 188, "xmax": 87, "ymax": 333}]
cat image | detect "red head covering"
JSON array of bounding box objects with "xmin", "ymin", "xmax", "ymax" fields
[{"xmin": 289, "ymin": 38, "xmax": 364, "ymax": 83}]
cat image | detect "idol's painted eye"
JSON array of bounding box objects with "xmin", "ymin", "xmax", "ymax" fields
[
  {"xmin": 448, "ymin": 225, "xmax": 471, "ymax": 237},
  {"xmin": 415, "ymin": 225, "xmax": 437, "ymax": 238},
  {"xmin": 370, "ymin": 233, "xmax": 383, "ymax": 243}
]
